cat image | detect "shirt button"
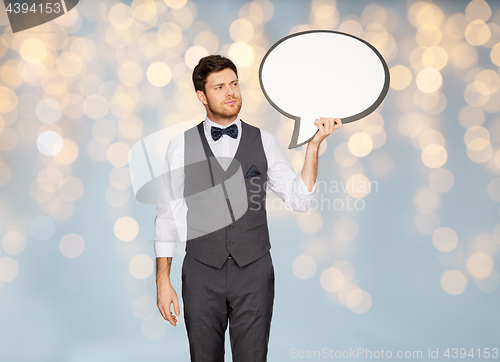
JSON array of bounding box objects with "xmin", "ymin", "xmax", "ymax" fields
[
  {"xmin": 228, "ymin": 225, "xmax": 233, "ymax": 229},
  {"xmin": 229, "ymin": 242, "xmax": 233, "ymax": 245}
]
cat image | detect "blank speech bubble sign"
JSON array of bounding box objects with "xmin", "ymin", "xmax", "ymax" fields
[{"xmin": 259, "ymin": 30, "xmax": 390, "ymax": 149}]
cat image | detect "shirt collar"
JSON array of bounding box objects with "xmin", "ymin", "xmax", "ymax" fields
[{"xmin": 204, "ymin": 116, "xmax": 241, "ymax": 138}]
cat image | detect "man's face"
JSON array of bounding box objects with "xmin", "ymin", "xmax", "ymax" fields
[{"xmin": 197, "ymin": 68, "xmax": 242, "ymax": 122}]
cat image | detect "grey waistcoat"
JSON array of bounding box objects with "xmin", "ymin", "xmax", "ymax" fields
[{"xmin": 183, "ymin": 120, "xmax": 270, "ymax": 269}]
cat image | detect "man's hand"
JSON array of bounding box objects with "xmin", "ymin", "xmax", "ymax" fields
[
  {"xmin": 309, "ymin": 117, "xmax": 343, "ymax": 147},
  {"xmin": 157, "ymin": 282, "xmax": 180, "ymax": 326},
  {"xmin": 300, "ymin": 117, "xmax": 343, "ymax": 192}
]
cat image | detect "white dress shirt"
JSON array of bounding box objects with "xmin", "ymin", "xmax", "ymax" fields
[{"xmin": 154, "ymin": 116, "xmax": 318, "ymax": 258}]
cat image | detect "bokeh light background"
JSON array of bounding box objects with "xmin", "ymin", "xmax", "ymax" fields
[{"xmin": 1, "ymin": 0, "xmax": 499, "ymax": 360}]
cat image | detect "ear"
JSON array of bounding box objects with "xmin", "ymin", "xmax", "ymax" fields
[{"xmin": 196, "ymin": 90, "xmax": 207, "ymax": 105}]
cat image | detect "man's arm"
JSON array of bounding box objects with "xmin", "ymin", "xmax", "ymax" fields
[
  {"xmin": 154, "ymin": 135, "xmax": 185, "ymax": 326},
  {"xmin": 300, "ymin": 118, "xmax": 343, "ymax": 191},
  {"xmin": 264, "ymin": 118, "xmax": 342, "ymax": 212},
  {"xmin": 156, "ymin": 256, "xmax": 179, "ymax": 326}
]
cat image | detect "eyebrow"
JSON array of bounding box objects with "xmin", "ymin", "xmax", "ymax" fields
[{"xmin": 212, "ymin": 79, "xmax": 238, "ymax": 87}]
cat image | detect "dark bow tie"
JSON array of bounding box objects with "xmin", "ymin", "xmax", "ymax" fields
[{"xmin": 211, "ymin": 123, "xmax": 238, "ymax": 141}]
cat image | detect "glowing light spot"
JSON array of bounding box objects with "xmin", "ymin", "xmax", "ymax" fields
[
  {"xmin": 421, "ymin": 143, "xmax": 447, "ymax": 168},
  {"xmin": 413, "ymin": 187, "xmax": 440, "ymax": 211},
  {"xmin": 168, "ymin": 6, "xmax": 193, "ymax": 30},
  {"xmin": 298, "ymin": 210, "xmax": 323, "ymax": 234},
  {"xmin": 347, "ymin": 288, "xmax": 372, "ymax": 314},
  {"xmin": 194, "ymin": 31, "xmax": 219, "ymax": 54},
  {"xmin": 466, "ymin": 143, "xmax": 492, "ymax": 163},
  {"xmin": 415, "ymin": 210, "xmax": 440, "ymax": 235},
  {"xmin": 53, "ymin": 138, "xmax": 79, "ymax": 165},
  {"xmin": 36, "ymin": 99, "xmax": 62, "ymax": 124},
  {"xmin": 487, "ymin": 178, "xmax": 500, "ymax": 202},
  {"xmin": 0, "ymin": 87, "xmax": 18, "ymax": 113},
  {"xmin": 56, "ymin": 52, "xmax": 83, "ymax": 78},
  {"xmin": 62, "ymin": 93, "xmax": 85, "ymax": 119},
  {"xmin": 70, "ymin": 37, "xmax": 97, "ymax": 62},
  {"xmin": 107, "ymin": 142, "xmax": 130, "ymax": 167},
  {"xmin": 345, "ymin": 174, "xmax": 371, "ymax": 199},
  {"xmin": 458, "ymin": 105, "xmax": 484, "ymax": 128},
  {"xmin": 109, "ymin": 3, "xmax": 134, "ymax": 29},
  {"xmin": 467, "ymin": 252, "xmax": 494, "ymax": 278},
  {"xmin": 491, "ymin": 43, "xmax": 500, "ymax": 67},
  {"xmin": 416, "ymin": 68, "xmax": 442, "ymax": 93},
  {"xmin": 132, "ymin": 1, "xmax": 157, "ymax": 22},
  {"xmin": 118, "ymin": 115, "xmax": 143, "ymax": 139},
  {"xmin": 389, "ymin": 65, "xmax": 412, "ymax": 90},
  {"xmin": 130, "ymin": 254, "xmax": 154, "ymax": 279},
  {"xmin": 228, "ymin": 42, "xmax": 255, "ymax": 68},
  {"xmin": 428, "ymin": 168, "xmax": 454, "ymax": 193},
  {"xmin": 445, "ymin": 13, "xmax": 468, "ymax": 40},
  {"xmin": 292, "ymin": 255, "xmax": 317, "ymax": 279},
  {"xmin": 2, "ymin": 231, "xmax": 26, "ymax": 255},
  {"xmin": 58, "ymin": 177, "xmax": 84, "ymax": 202},
  {"xmin": 432, "ymin": 227, "xmax": 458, "ymax": 252},
  {"xmin": 320, "ymin": 267, "xmax": 345, "ymax": 292},
  {"xmin": 416, "ymin": 24, "xmax": 442, "ymax": 47},
  {"xmin": 230, "ymin": 19, "xmax": 254, "ymax": 42},
  {"xmin": 451, "ymin": 42, "xmax": 478, "ymax": 68},
  {"xmin": 114, "ymin": 216, "xmax": 139, "ymax": 241},
  {"xmin": 164, "ymin": 0, "xmax": 187, "ymax": 9},
  {"xmin": 339, "ymin": 19, "xmax": 363, "ymax": 38},
  {"xmin": 59, "ymin": 233, "xmax": 85, "ymax": 258},
  {"xmin": 464, "ymin": 125, "xmax": 490, "ymax": 151},
  {"xmin": 348, "ymin": 132, "xmax": 373, "ymax": 157},
  {"xmin": 20, "ymin": 38, "xmax": 47, "ymax": 64},
  {"xmin": 408, "ymin": 2, "xmax": 444, "ymax": 27},
  {"xmin": 474, "ymin": 70, "xmax": 499, "ymax": 95},
  {"xmin": 84, "ymin": 95, "xmax": 109, "ymax": 120},
  {"xmin": 334, "ymin": 143, "xmax": 358, "ymax": 167},
  {"xmin": 184, "ymin": 46, "xmax": 209, "ymax": 70},
  {"xmin": 421, "ymin": 46, "xmax": 448, "ymax": 70},
  {"xmin": 0, "ymin": 257, "xmax": 19, "ymax": 282},
  {"xmin": 147, "ymin": 62, "xmax": 172, "ymax": 87},
  {"xmin": 440, "ymin": 269, "xmax": 467, "ymax": 295},
  {"xmin": 464, "ymin": 83, "xmax": 489, "ymax": 107},
  {"xmin": 119, "ymin": 62, "xmax": 144, "ymax": 87},
  {"xmin": 465, "ymin": 20, "xmax": 491, "ymax": 46},
  {"xmin": 37, "ymin": 131, "xmax": 64, "ymax": 156},
  {"xmin": 465, "ymin": 0, "xmax": 492, "ymax": 22},
  {"xmin": 157, "ymin": 22, "xmax": 183, "ymax": 48}
]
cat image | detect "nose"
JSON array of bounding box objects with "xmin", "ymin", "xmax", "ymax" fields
[{"xmin": 226, "ymin": 85, "xmax": 235, "ymax": 96}]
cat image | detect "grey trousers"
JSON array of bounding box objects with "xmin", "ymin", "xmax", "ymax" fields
[{"xmin": 181, "ymin": 251, "xmax": 275, "ymax": 362}]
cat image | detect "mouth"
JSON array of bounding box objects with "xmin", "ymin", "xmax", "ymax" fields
[{"xmin": 225, "ymin": 99, "xmax": 237, "ymax": 105}]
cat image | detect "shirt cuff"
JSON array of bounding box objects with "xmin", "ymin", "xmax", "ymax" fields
[
  {"xmin": 296, "ymin": 174, "xmax": 317, "ymax": 197},
  {"xmin": 154, "ymin": 240, "xmax": 178, "ymax": 258}
]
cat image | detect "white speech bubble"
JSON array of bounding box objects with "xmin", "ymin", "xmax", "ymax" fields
[{"xmin": 259, "ymin": 30, "xmax": 390, "ymax": 149}]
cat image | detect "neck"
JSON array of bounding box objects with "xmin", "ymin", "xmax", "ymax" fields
[{"xmin": 206, "ymin": 112, "xmax": 238, "ymax": 127}]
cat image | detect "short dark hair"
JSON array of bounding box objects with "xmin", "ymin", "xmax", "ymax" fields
[{"xmin": 192, "ymin": 55, "xmax": 238, "ymax": 94}]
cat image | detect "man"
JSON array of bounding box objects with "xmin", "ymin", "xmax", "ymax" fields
[{"xmin": 155, "ymin": 55, "xmax": 342, "ymax": 361}]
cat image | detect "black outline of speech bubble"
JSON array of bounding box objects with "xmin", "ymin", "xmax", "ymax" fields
[{"xmin": 259, "ymin": 30, "xmax": 390, "ymax": 149}]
